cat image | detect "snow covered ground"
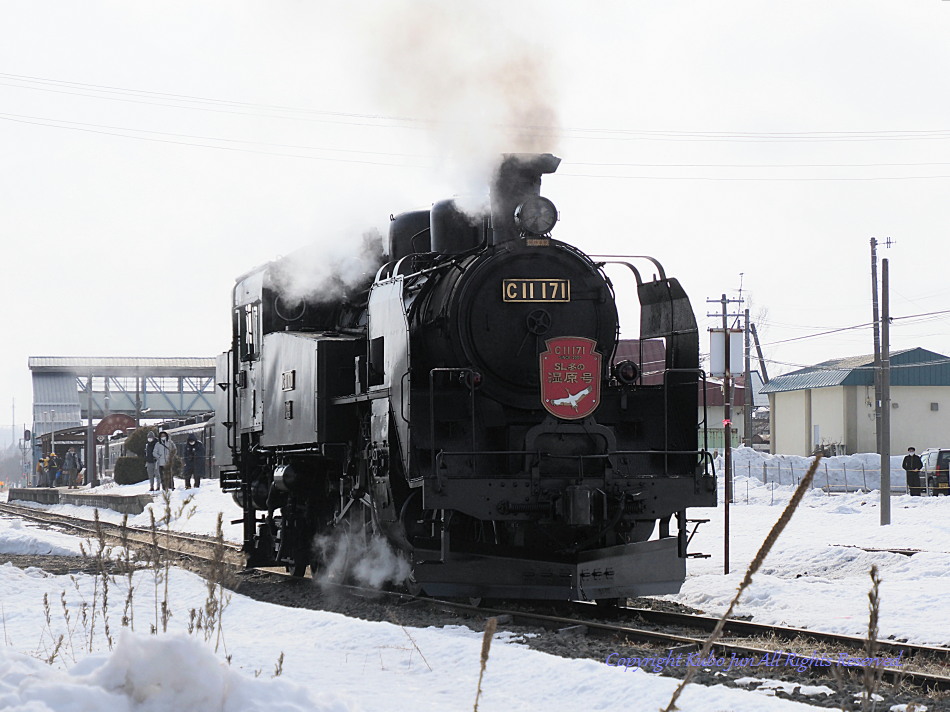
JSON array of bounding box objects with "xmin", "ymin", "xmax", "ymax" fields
[
  {"xmin": 669, "ymin": 448, "xmax": 950, "ymax": 647},
  {"xmin": 0, "ymin": 453, "xmax": 947, "ymax": 711}
]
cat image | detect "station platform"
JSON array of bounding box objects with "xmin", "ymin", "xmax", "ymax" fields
[{"xmin": 8, "ymin": 488, "xmax": 156, "ymax": 515}]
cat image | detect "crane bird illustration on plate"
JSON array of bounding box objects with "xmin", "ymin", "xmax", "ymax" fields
[{"xmin": 551, "ymin": 386, "xmax": 591, "ymax": 410}]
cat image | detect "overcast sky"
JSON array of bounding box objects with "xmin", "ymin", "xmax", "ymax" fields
[{"xmin": 2, "ymin": 0, "xmax": 949, "ymax": 440}]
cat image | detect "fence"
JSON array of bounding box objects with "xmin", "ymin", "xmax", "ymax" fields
[{"xmin": 736, "ymin": 461, "xmax": 906, "ymax": 494}]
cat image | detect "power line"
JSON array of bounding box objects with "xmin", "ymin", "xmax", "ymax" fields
[
  {"xmin": 0, "ymin": 112, "xmax": 430, "ymax": 166},
  {"xmin": 8, "ymin": 71, "xmax": 950, "ymax": 144},
  {"xmin": 569, "ymin": 160, "xmax": 950, "ymax": 169},
  {"xmin": 765, "ymin": 355, "xmax": 950, "ymax": 373},
  {"xmin": 757, "ymin": 309, "xmax": 950, "ymax": 347},
  {"xmin": 559, "ymin": 171, "xmax": 950, "ymax": 182},
  {"xmin": 0, "ymin": 72, "xmax": 428, "ymax": 129},
  {"xmin": 10, "ymin": 109, "xmax": 950, "ymax": 180}
]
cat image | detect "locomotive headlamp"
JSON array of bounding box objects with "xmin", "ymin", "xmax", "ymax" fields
[
  {"xmin": 614, "ymin": 360, "xmax": 640, "ymax": 385},
  {"xmin": 514, "ymin": 196, "xmax": 558, "ymax": 235}
]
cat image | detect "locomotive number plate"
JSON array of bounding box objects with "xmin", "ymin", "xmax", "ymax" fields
[{"xmin": 503, "ymin": 279, "xmax": 570, "ymax": 302}]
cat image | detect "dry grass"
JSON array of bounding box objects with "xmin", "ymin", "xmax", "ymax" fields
[
  {"xmin": 473, "ymin": 616, "xmax": 498, "ymax": 712},
  {"xmin": 661, "ymin": 455, "xmax": 821, "ymax": 712},
  {"xmin": 860, "ymin": 565, "xmax": 884, "ymax": 712},
  {"xmin": 30, "ymin": 501, "xmax": 235, "ymax": 669}
]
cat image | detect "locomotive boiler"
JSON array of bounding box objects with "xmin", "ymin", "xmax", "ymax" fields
[{"xmin": 217, "ymin": 153, "xmax": 716, "ymax": 601}]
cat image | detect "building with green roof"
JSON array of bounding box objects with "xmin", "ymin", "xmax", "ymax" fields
[{"xmin": 760, "ymin": 348, "xmax": 950, "ymax": 455}]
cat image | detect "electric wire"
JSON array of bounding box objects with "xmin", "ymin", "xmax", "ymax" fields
[
  {"xmin": 6, "ymin": 108, "xmax": 950, "ymax": 180},
  {"xmin": 0, "ymin": 112, "xmax": 430, "ymax": 166},
  {"xmin": 7, "ymin": 71, "xmax": 950, "ymax": 145}
]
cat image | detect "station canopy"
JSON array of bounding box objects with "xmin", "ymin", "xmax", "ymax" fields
[{"xmin": 30, "ymin": 356, "xmax": 216, "ymax": 435}]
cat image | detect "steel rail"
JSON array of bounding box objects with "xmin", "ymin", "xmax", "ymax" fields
[
  {"xmin": 614, "ymin": 604, "xmax": 950, "ymax": 662},
  {"xmin": 0, "ymin": 502, "xmax": 243, "ymax": 565}
]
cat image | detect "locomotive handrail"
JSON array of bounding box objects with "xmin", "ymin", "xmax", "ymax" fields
[
  {"xmin": 435, "ymin": 449, "xmax": 711, "ymax": 473},
  {"xmin": 436, "ymin": 449, "xmax": 709, "ymax": 458},
  {"xmin": 588, "ymin": 255, "xmax": 668, "ymax": 285},
  {"xmin": 375, "ymin": 254, "xmax": 466, "ymax": 284},
  {"xmin": 698, "ymin": 368, "xmax": 710, "ymax": 468}
]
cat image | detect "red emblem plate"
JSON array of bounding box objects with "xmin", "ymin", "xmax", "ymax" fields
[{"xmin": 539, "ymin": 337, "xmax": 602, "ymax": 420}]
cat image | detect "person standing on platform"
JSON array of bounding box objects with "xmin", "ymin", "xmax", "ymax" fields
[
  {"xmin": 62, "ymin": 447, "xmax": 83, "ymax": 489},
  {"xmin": 902, "ymin": 447, "xmax": 924, "ymax": 496},
  {"xmin": 145, "ymin": 431, "xmax": 160, "ymax": 491},
  {"xmin": 182, "ymin": 434, "xmax": 205, "ymax": 489},
  {"xmin": 46, "ymin": 451, "xmax": 61, "ymax": 488},
  {"xmin": 35, "ymin": 458, "xmax": 47, "ymax": 487},
  {"xmin": 154, "ymin": 431, "xmax": 177, "ymax": 491}
]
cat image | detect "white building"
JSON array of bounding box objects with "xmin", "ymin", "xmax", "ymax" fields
[{"xmin": 761, "ymin": 348, "xmax": 950, "ymax": 456}]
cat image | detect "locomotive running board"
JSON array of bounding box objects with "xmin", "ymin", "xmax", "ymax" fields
[{"xmin": 410, "ymin": 537, "xmax": 685, "ymax": 601}]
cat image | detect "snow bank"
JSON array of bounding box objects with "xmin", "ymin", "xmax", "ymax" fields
[
  {"xmin": 0, "ymin": 632, "xmax": 359, "ymax": 712},
  {"xmin": 721, "ymin": 447, "xmax": 909, "ymax": 491}
]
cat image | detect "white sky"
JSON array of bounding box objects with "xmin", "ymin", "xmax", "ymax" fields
[{"xmin": 2, "ymin": 1, "xmax": 950, "ymax": 436}]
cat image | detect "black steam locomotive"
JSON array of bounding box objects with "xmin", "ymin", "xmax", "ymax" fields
[{"xmin": 217, "ymin": 154, "xmax": 715, "ymax": 601}]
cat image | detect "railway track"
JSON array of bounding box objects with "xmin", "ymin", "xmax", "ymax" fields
[
  {"xmin": 404, "ymin": 597, "xmax": 950, "ymax": 693},
  {"xmin": 0, "ymin": 500, "xmax": 244, "ymax": 568},
  {"xmin": 4, "ymin": 499, "xmax": 950, "ymax": 698},
  {"xmin": 606, "ymin": 603, "xmax": 950, "ymax": 663}
]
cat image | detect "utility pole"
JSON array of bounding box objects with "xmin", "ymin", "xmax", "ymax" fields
[
  {"xmin": 86, "ymin": 374, "xmax": 97, "ymax": 488},
  {"xmin": 880, "ymin": 258, "xmax": 891, "ymax": 525},
  {"xmin": 743, "ymin": 308, "xmax": 753, "ymax": 447},
  {"xmin": 707, "ymin": 293, "xmax": 743, "ymax": 575},
  {"xmin": 750, "ymin": 323, "xmax": 770, "ymax": 383},
  {"xmin": 870, "ymin": 238, "xmax": 882, "ymax": 453}
]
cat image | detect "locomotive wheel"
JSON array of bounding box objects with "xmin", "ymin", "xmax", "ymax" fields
[{"xmin": 291, "ymin": 561, "xmax": 308, "ymax": 578}]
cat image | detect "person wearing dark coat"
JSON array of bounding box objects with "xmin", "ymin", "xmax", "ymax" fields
[
  {"xmin": 182, "ymin": 434, "xmax": 206, "ymax": 489},
  {"xmin": 46, "ymin": 452, "xmax": 61, "ymax": 488},
  {"xmin": 145, "ymin": 431, "xmax": 160, "ymax": 491},
  {"xmin": 62, "ymin": 447, "xmax": 84, "ymax": 489},
  {"xmin": 902, "ymin": 447, "xmax": 924, "ymax": 496}
]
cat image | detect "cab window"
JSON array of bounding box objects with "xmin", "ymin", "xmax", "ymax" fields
[{"xmin": 238, "ymin": 303, "xmax": 261, "ymax": 362}]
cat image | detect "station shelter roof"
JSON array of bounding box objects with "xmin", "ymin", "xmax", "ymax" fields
[{"xmin": 30, "ymin": 356, "xmax": 216, "ymax": 432}]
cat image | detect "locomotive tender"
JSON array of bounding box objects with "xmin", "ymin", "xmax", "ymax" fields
[{"xmin": 217, "ymin": 153, "xmax": 716, "ymax": 601}]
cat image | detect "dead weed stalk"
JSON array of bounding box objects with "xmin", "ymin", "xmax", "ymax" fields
[{"xmin": 661, "ymin": 455, "xmax": 821, "ymax": 712}]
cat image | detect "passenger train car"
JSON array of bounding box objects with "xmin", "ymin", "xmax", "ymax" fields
[{"xmin": 100, "ymin": 418, "xmax": 215, "ymax": 480}]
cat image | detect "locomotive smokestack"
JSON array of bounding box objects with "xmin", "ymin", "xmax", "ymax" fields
[{"xmin": 490, "ymin": 153, "xmax": 561, "ymax": 245}]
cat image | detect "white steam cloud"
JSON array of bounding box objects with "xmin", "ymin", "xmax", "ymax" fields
[
  {"xmin": 313, "ymin": 529, "xmax": 411, "ymax": 590},
  {"xmin": 269, "ymin": 3, "xmax": 562, "ymax": 303},
  {"xmin": 359, "ymin": 0, "xmax": 562, "ymax": 193},
  {"xmin": 267, "ymin": 228, "xmax": 384, "ymax": 306}
]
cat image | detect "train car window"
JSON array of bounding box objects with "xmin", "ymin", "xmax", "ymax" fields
[
  {"xmin": 368, "ymin": 336, "xmax": 385, "ymax": 386},
  {"xmin": 239, "ymin": 303, "xmax": 262, "ymax": 362}
]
